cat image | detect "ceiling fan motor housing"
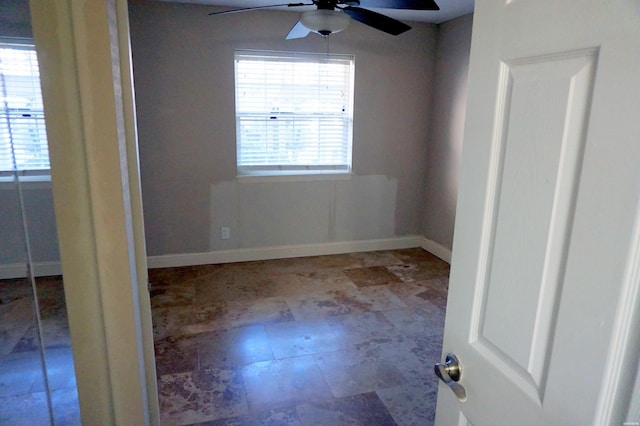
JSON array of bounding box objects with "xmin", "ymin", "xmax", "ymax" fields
[{"xmin": 301, "ymin": 9, "xmax": 351, "ymax": 36}]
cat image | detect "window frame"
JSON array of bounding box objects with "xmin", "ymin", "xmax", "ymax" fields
[
  {"xmin": 0, "ymin": 37, "xmax": 50, "ymax": 181},
  {"xmin": 234, "ymin": 49, "xmax": 355, "ymax": 180}
]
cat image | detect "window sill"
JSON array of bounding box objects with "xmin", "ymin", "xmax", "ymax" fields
[
  {"xmin": 236, "ymin": 172, "xmax": 352, "ymax": 184},
  {"xmin": 0, "ymin": 174, "xmax": 52, "ymax": 190}
]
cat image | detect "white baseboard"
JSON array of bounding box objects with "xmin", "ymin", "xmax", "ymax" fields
[
  {"xmin": 147, "ymin": 235, "xmax": 428, "ymax": 269},
  {"xmin": 420, "ymin": 237, "xmax": 453, "ymax": 263},
  {"xmin": 0, "ymin": 236, "xmax": 452, "ymax": 278},
  {"xmin": 0, "ymin": 261, "xmax": 62, "ymax": 280}
]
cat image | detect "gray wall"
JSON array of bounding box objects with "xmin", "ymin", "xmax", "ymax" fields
[
  {"xmin": 422, "ymin": 14, "xmax": 473, "ymax": 250},
  {"xmin": 0, "ymin": 1, "xmax": 474, "ymax": 269},
  {"xmin": 129, "ymin": 1, "xmax": 439, "ymax": 256},
  {"xmin": 0, "ymin": 186, "xmax": 59, "ymax": 265},
  {"xmin": 0, "ymin": 1, "xmax": 32, "ymax": 38},
  {"xmin": 130, "ymin": 1, "xmax": 436, "ymax": 255}
]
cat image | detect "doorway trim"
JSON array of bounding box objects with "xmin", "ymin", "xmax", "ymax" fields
[{"xmin": 29, "ymin": 0, "xmax": 159, "ymax": 424}]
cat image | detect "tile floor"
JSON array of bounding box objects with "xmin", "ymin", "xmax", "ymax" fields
[
  {"xmin": 0, "ymin": 276, "xmax": 80, "ymax": 425},
  {"xmin": 0, "ymin": 248, "xmax": 449, "ymax": 425},
  {"xmin": 150, "ymin": 248, "xmax": 450, "ymax": 426}
]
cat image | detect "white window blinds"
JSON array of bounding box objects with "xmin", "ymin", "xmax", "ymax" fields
[
  {"xmin": 234, "ymin": 50, "xmax": 354, "ymax": 176},
  {"xmin": 0, "ymin": 39, "xmax": 49, "ymax": 175}
]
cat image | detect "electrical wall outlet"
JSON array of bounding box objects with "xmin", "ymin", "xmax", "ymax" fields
[{"xmin": 221, "ymin": 226, "xmax": 231, "ymax": 240}]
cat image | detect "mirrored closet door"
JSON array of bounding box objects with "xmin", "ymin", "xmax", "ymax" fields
[{"xmin": 0, "ymin": 5, "xmax": 81, "ymax": 423}]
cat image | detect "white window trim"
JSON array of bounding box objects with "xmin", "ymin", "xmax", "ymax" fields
[
  {"xmin": 236, "ymin": 171, "xmax": 352, "ymax": 184},
  {"xmin": 234, "ymin": 49, "xmax": 355, "ymax": 180},
  {"xmin": 0, "ymin": 174, "xmax": 51, "ymax": 190},
  {"xmin": 0, "ymin": 37, "xmax": 51, "ymax": 177}
]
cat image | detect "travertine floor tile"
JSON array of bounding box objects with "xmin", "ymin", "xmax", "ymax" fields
[
  {"xmin": 153, "ymin": 305, "xmax": 198, "ymax": 340},
  {"xmin": 271, "ymin": 271, "xmax": 356, "ymax": 298},
  {"xmin": 151, "ymin": 283, "xmax": 196, "ymax": 309},
  {"xmin": 296, "ymin": 392, "xmax": 397, "ymax": 426},
  {"xmin": 30, "ymin": 347, "xmax": 77, "ymax": 392},
  {"xmin": 284, "ymin": 282, "xmax": 406, "ymax": 321},
  {"xmin": 283, "ymin": 287, "xmax": 367, "ymax": 320},
  {"xmin": 382, "ymin": 307, "xmax": 445, "ymax": 339},
  {"xmin": 147, "ymin": 249, "xmax": 449, "ymax": 425},
  {"xmin": 344, "ymin": 266, "xmax": 403, "ymax": 287},
  {"xmin": 0, "ymin": 277, "xmax": 79, "ymax": 425},
  {"xmin": 0, "ymin": 297, "xmax": 34, "ymax": 356},
  {"xmin": 0, "ymin": 389, "xmax": 82, "ymax": 426},
  {"xmin": 184, "ymin": 297, "xmax": 294, "ymax": 335},
  {"xmin": 197, "ymin": 325, "xmax": 274, "ymax": 368},
  {"xmin": 201, "ymin": 405, "xmax": 301, "ymax": 426},
  {"xmin": 0, "ymin": 351, "xmax": 43, "ymax": 398},
  {"xmin": 347, "ymin": 251, "xmax": 404, "ymax": 268},
  {"xmin": 0, "ymin": 249, "xmax": 449, "ymax": 425},
  {"xmin": 265, "ymin": 320, "xmax": 345, "ymax": 359},
  {"xmin": 386, "ymin": 263, "xmax": 445, "ymax": 283},
  {"xmin": 327, "ymin": 311, "xmax": 399, "ymax": 347},
  {"xmin": 354, "ymin": 285, "xmax": 408, "ymax": 312},
  {"xmin": 377, "ymin": 381, "xmax": 439, "ymax": 426},
  {"xmin": 241, "ymin": 356, "xmax": 332, "ymax": 411},
  {"xmin": 154, "ymin": 334, "xmax": 198, "ymax": 376},
  {"xmin": 0, "ymin": 392, "xmax": 50, "ymax": 426},
  {"xmin": 159, "ymin": 368, "xmax": 248, "ymax": 425},
  {"xmin": 51, "ymin": 388, "xmax": 81, "ymax": 426},
  {"xmin": 391, "ymin": 248, "xmax": 448, "ymax": 265},
  {"xmin": 314, "ymin": 348, "xmax": 407, "ymax": 398},
  {"xmin": 387, "ymin": 279, "xmax": 448, "ymax": 313},
  {"xmin": 12, "ymin": 317, "xmax": 71, "ymax": 352}
]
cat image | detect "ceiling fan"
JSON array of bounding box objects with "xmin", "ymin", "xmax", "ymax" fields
[{"xmin": 208, "ymin": 0, "xmax": 440, "ymax": 39}]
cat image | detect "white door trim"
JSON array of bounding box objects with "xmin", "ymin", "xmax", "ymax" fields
[{"xmin": 29, "ymin": 0, "xmax": 159, "ymax": 424}]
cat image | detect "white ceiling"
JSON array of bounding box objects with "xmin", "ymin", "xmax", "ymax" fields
[{"xmin": 157, "ymin": 0, "xmax": 475, "ymax": 24}]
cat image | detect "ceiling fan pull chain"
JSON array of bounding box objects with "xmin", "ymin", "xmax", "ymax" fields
[
  {"xmin": 326, "ymin": 35, "xmax": 332, "ymax": 89},
  {"xmin": 326, "ymin": 33, "xmax": 330, "ymax": 58}
]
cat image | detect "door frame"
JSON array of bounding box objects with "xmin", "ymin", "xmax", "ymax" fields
[{"xmin": 29, "ymin": 1, "xmax": 159, "ymax": 424}]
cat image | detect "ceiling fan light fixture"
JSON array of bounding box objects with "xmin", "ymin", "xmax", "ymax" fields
[{"xmin": 301, "ymin": 10, "xmax": 350, "ymax": 36}]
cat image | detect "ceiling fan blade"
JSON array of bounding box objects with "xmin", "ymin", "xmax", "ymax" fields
[
  {"xmin": 286, "ymin": 21, "xmax": 312, "ymax": 39},
  {"xmin": 208, "ymin": 3, "xmax": 310, "ymax": 16},
  {"xmin": 355, "ymin": 0, "xmax": 439, "ymax": 10},
  {"xmin": 342, "ymin": 6, "xmax": 411, "ymax": 35}
]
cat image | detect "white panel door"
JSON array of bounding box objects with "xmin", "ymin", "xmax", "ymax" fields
[{"xmin": 435, "ymin": 1, "xmax": 640, "ymax": 425}]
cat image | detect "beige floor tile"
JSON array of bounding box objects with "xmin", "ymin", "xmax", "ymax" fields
[{"xmin": 241, "ymin": 356, "xmax": 332, "ymax": 411}]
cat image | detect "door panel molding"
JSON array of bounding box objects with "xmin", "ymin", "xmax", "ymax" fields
[{"xmin": 472, "ymin": 49, "xmax": 598, "ymax": 401}]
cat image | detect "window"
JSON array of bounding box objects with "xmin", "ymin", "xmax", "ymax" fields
[
  {"xmin": 234, "ymin": 50, "xmax": 354, "ymax": 178},
  {"xmin": 0, "ymin": 38, "xmax": 49, "ymax": 176}
]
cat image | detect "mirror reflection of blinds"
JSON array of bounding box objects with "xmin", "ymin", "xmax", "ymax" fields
[
  {"xmin": 235, "ymin": 50, "xmax": 354, "ymax": 175},
  {"xmin": 0, "ymin": 39, "xmax": 50, "ymax": 174}
]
